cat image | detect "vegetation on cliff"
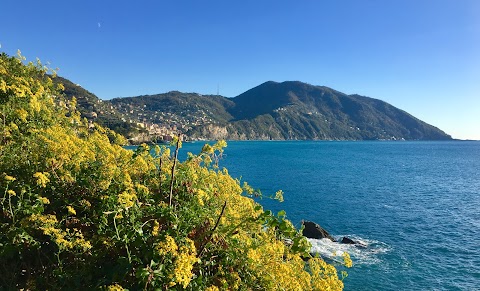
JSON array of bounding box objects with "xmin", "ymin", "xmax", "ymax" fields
[{"xmin": 0, "ymin": 52, "xmax": 350, "ymax": 289}]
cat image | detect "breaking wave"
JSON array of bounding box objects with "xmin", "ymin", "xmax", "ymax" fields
[{"xmin": 308, "ymin": 235, "xmax": 391, "ymax": 266}]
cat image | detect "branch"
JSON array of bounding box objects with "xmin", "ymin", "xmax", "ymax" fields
[
  {"xmin": 168, "ymin": 138, "xmax": 180, "ymax": 206},
  {"xmin": 198, "ymin": 201, "xmax": 227, "ymax": 257}
]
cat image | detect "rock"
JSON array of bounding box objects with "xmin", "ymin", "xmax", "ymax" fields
[
  {"xmin": 301, "ymin": 220, "xmax": 335, "ymax": 241},
  {"xmin": 341, "ymin": 236, "xmax": 356, "ymax": 244},
  {"xmin": 341, "ymin": 236, "xmax": 367, "ymax": 248}
]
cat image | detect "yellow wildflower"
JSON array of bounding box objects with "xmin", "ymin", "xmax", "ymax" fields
[
  {"xmin": 106, "ymin": 283, "xmax": 124, "ymax": 291},
  {"xmin": 159, "ymin": 201, "xmax": 168, "ymax": 208},
  {"xmin": 247, "ymin": 248, "xmax": 262, "ymax": 263},
  {"xmin": 202, "ymin": 144, "xmax": 214, "ymax": 154},
  {"xmin": 117, "ymin": 190, "xmax": 136, "ymax": 208},
  {"xmin": 76, "ymin": 238, "xmax": 92, "ymax": 251},
  {"xmin": 38, "ymin": 197, "xmax": 50, "ymax": 204},
  {"xmin": 205, "ymin": 286, "xmax": 219, "ymax": 291},
  {"xmin": 156, "ymin": 235, "xmax": 178, "ymax": 256},
  {"xmin": 16, "ymin": 108, "xmax": 28, "ymax": 121},
  {"xmin": 275, "ymin": 190, "xmax": 284, "ymax": 202},
  {"xmin": 310, "ymin": 257, "xmax": 344, "ymax": 291},
  {"xmin": 67, "ymin": 205, "xmax": 76, "ymax": 215},
  {"xmin": 7, "ymin": 189, "xmax": 16, "ymax": 196},
  {"xmin": 9, "ymin": 122, "xmax": 18, "ymax": 131},
  {"xmin": 174, "ymin": 238, "xmax": 197, "ymax": 288},
  {"xmin": 33, "ymin": 172, "xmax": 50, "ymax": 188},
  {"xmin": 4, "ymin": 174, "xmax": 16, "ymax": 182},
  {"xmin": 196, "ymin": 189, "xmax": 207, "ymax": 206},
  {"xmin": 152, "ymin": 220, "xmax": 160, "ymax": 236},
  {"xmin": 26, "ymin": 214, "xmax": 57, "ymax": 226},
  {"xmin": 80, "ymin": 199, "xmax": 91, "ymax": 208},
  {"xmin": 135, "ymin": 183, "xmax": 150, "ymax": 196},
  {"xmin": 343, "ymin": 252, "xmax": 353, "ymax": 268},
  {"xmin": 231, "ymin": 272, "xmax": 241, "ymax": 290}
]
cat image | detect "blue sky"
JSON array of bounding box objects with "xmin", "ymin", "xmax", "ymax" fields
[{"xmin": 1, "ymin": 0, "xmax": 479, "ymax": 139}]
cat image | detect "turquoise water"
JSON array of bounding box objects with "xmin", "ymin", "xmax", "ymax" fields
[{"xmin": 176, "ymin": 141, "xmax": 480, "ymax": 290}]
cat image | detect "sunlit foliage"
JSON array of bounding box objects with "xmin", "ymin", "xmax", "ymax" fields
[{"xmin": 0, "ymin": 52, "xmax": 349, "ymax": 290}]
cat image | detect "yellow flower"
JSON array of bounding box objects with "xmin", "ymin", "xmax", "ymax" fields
[
  {"xmin": 152, "ymin": 220, "xmax": 160, "ymax": 236},
  {"xmin": 33, "ymin": 172, "xmax": 50, "ymax": 188},
  {"xmin": 310, "ymin": 257, "xmax": 344, "ymax": 291},
  {"xmin": 76, "ymin": 239, "xmax": 92, "ymax": 251},
  {"xmin": 159, "ymin": 201, "xmax": 168, "ymax": 208},
  {"xmin": 135, "ymin": 183, "xmax": 150, "ymax": 196},
  {"xmin": 275, "ymin": 190, "xmax": 284, "ymax": 202},
  {"xmin": 7, "ymin": 190, "xmax": 16, "ymax": 196},
  {"xmin": 202, "ymin": 144, "xmax": 214, "ymax": 154},
  {"xmin": 174, "ymin": 239, "xmax": 197, "ymax": 288},
  {"xmin": 156, "ymin": 235, "xmax": 178, "ymax": 256},
  {"xmin": 343, "ymin": 252, "xmax": 353, "ymax": 268},
  {"xmin": 16, "ymin": 108, "xmax": 28, "ymax": 121},
  {"xmin": 27, "ymin": 214, "xmax": 58, "ymax": 225},
  {"xmin": 80, "ymin": 199, "xmax": 91, "ymax": 208},
  {"xmin": 38, "ymin": 197, "xmax": 50, "ymax": 204},
  {"xmin": 196, "ymin": 189, "xmax": 207, "ymax": 206},
  {"xmin": 117, "ymin": 190, "xmax": 137, "ymax": 208},
  {"xmin": 67, "ymin": 205, "xmax": 76, "ymax": 215},
  {"xmin": 4, "ymin": 174, "xmax": 16, "ymax": 182},
  {"xmin": 106, "ymin": 283, "xmax": 124, "ymax": 291},
  {"xmin": 247, "ymin": 249, "xmax": 262, "ymax": 262}
]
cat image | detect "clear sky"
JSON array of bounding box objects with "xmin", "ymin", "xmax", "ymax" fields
[{"xmin": 1, "ymin": 0, "xmax": 479, "ymax": 140}]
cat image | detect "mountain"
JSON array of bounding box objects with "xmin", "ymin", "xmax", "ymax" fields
[
  {"xmin": 214, "ymin": 81, "xmax": 452, "ymax": 140},
  {"xmin": 63, "ymin": 78, "xmax": 451, "ymax": 141}
]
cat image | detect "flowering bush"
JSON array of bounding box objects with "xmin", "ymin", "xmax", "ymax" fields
[{"xmin": 0, "ymin": 52, "xmax": 350, "ymax": 290}]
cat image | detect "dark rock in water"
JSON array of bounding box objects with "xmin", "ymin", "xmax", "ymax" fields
[
  {"xmin": 341, "ymin": 236, "xmax": 356, "ymax": 244},
  {"xmin": 302, "ymin": 220, "xmax": 335, "ymax": 241},
  {"xmin": 341, "ymin": 236, "xmax": 367, "ymax": 248}
]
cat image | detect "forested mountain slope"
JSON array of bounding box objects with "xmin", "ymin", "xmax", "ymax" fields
[{"xmin": 65, "ymin": 77, "xmax": 451, "ymax": 141}]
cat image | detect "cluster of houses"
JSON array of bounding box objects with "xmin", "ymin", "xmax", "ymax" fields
[{"xmin": 110, "ymin": 104, "xmax": 215, "ymax": 143}]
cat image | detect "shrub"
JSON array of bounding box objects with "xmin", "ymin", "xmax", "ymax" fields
[{"xmin": 0, "ymin": 52, "xmax": 349, "ymax": 290}]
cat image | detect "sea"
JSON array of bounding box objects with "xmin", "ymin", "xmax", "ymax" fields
[{"xmin": 146, "ymin": 141, "xmax": 480, "ymax": 290}]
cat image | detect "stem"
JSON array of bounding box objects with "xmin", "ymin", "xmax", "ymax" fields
[
  {"xmin": 168, "ymin": 138, "xmax": 180, "ymax": 206},
  {"xmin": 8, "ymin": 191, "xmax": 14, "ymax": 223},
  {"xmin": 1, "ymin": 112, "xmax": 5, "ymax": 145},
  {"xmin": 1, "ymin": 186, "xmax": 8, "ymax": 204},
  {"xmin": 198, "ymin": 201, "xmax": 227, "ymax": 257},
  {"xmin": 140, "ymin": 218, "xmax": 155, "ymax": 230},
  {"xmin": 56, "ymin": 252, "xmax": 62, "ymax": 271},
  {"xmin": 125, "ymin": 238, "xmax": 132, "ymax": 263},
  {"xmin": 114, "ymin": 212, "xmax": 132, "ymax": 263},
  {"xmin": 158, "ymin": 157, "xmax": 163, "ymax": 197},
  {"xmin": 113, "ymin": 214, "xmax": 121, "ymax": 240}
]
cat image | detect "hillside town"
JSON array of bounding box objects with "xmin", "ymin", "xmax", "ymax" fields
[{"xmin": 84, "ymin": 96, "xmax": 218, "ymax": 144}]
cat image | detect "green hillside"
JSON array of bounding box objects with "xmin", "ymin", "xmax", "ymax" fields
[
  {"xmin": 58, "ymin": 77, "xmax": 451, "ymax": 141},
  {"xmin": 218, "ymin": 81, "xmax": 452, "ymax": 140},
  {"xmin": 54, "ymin": 76, "xmax": 142, "ymax": 138},
  {"xmin": 109, "ymin": 91, "xmax": 234, "ymax": 135}
]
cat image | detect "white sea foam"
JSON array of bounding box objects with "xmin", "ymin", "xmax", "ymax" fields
[{"xmin": 308, "ymin": 235, "xmax": 391, "ymax": 266}]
